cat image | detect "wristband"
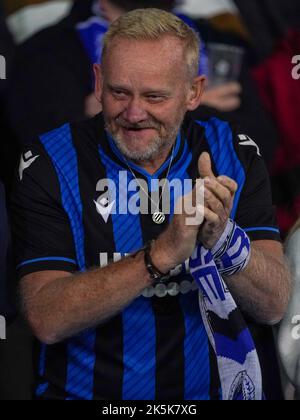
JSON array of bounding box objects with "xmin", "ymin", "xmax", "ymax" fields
[{"xmin": 211, "ymin": 219, "xmax": 251, "ymax": 276}]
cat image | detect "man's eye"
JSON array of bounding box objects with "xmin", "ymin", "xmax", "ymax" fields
[
  {"xmin": 147, "ymin": 95, "xmax": 164, "ymax": 102},
  {"xmin": 113, "ymin": 91, "xmax": 127, "ymax": 98}
]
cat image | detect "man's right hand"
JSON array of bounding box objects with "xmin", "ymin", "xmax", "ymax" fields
[
  {"xmin": 150, "ymin": 188, "xmax": 205, "ymax": 274},
  {"xmin": 150, "ymin": 152, "xmax": 237, "ymax": 274},
  {"xmin": 150, "ymin": 155, "xmax": 206, "ymax": 273}
]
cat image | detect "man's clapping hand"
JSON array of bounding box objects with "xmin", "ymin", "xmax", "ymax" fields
[
  {"xmin": 151, "ymin": 152, "xmax": 238, "ymax": 273},
  {"xmin": 197, "ymin": 152, "xmax": 237, "ymax": 249}
]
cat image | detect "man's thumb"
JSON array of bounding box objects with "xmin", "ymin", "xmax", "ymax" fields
[{"xmin": 198, "ymin": 152, "xmax": 214, "ymax": 179}]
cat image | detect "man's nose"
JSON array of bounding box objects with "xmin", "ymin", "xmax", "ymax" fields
[{"xmin": 123, "ymin": 98, "xmax": 148, "ymax": 124}]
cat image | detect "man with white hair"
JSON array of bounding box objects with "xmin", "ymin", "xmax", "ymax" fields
[{"xmin": 12, "ymin": 8, "xmax": 290, "ymax": 400}]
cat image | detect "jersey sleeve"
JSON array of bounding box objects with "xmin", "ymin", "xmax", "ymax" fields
[
  {"xmin": 11, "ymin": 142, "xmax": 78, "ymax": 279},
  {"xmin": 232, "ymin": 132, "xmax": 281, "ymax": 242}
]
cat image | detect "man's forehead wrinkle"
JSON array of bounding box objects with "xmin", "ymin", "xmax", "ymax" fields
[
  {"xmin": 105, "ymin": 70, "xmax": 179, "ymax": 94},
  {"xmin": 104, "ymin": 36, "xmax": 185, "ymax": 72},
  {"xmin": 103, "ymin": 39, "xmax": 186, "ymax": 93},
  {"xmin": 107, "ymin": 80, "xmax": 173, "ymax": 95}
]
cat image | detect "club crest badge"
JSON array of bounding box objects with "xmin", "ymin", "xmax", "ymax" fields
[{"xmin": 229, "ymin": 371, "xmax": 256, "ymax": 400}]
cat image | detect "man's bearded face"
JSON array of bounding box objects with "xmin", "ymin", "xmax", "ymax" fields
[{"xmin": 101, "ymin": 36, "xmax": 191, "ymax": 162}]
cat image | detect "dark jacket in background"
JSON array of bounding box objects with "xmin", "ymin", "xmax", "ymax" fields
[
  {"xmin": 0, "ymin": 0, "xmax": 18, "ymax": 190},
  {"xmin": 234, "ymin": 0, "xmax": 300, "ymax": 62},
  {"xmin": 0, "ymin": 182, "xmax": 14, "ymax": 320},
  {"xmin": 0, "ymin": 180, "xmax": 30, "ymax": 400},
  {"xmin": 4, "ymin": 0, "xmax": 93, "ymax": 143},
  {"xmin": 0, "ymin": 0, "xmax": 14, "ymax": 91}
]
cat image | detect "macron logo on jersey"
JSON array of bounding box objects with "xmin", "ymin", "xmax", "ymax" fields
[
  {"xmin": 94, "ymin": 197, "xmax": 115, "ymax": 223},
  {"xmin": 19, "ymin": 151, "xmax": 40, "ymax": 181},
  {"xmin": 238, "ymin": 135, "xmax": 261, "ymax": 157}
]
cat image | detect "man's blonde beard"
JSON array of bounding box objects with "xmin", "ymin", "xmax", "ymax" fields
[
  {"xmin": 110, "ymin": 131, "xmax": 175, "ymax": 161},
  {"xmin": 105, "ymin": 117, "xmax": 184, "ymax": 162}
]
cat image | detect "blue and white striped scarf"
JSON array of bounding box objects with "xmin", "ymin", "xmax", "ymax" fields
[{"xmin": 190, "ymin": 221, "xmax": 263, "ymax": 400}]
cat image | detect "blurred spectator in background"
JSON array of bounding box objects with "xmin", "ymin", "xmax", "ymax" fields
[
  {"xmin": 234, "ymin": 0, "xmax": 300, "ymax": 61},
  {"xmin": 0, "ymin": 3, "xmax": 31, "ymax": 401},
  {"xmin": 194, "ymin": 0, "xmax": 300, "ymax": 237},
  {"xmin": 0, "ymin": 1, "xmax": 14, "ymax": 85},
  {"xmin": 0, "ymin": 3, "xmax": 14, "ymax": 298},
  {"xmin": 177, "ymin": 0, "xmax": 300, "ymax": 46},
  {"xmin": 180, "ymin": 0, "xmax": 300, "ymax": 239},
  {"xmin": 3, "ymin": 0, "xmax": 72, "ymax": 45},
  {"xmin": 0, "ymin": 181, "xmax": 14, "ymax": 320},
  {"xmin": 239, "ymin": 0, "xmax": 300, "ymax": 238},
  {"xmin": 4, "ymin": 0, "xmax": 93, "ymax": 144},
  {"xmin": 177, "ymin": 0, "xmax": 249, "ymax": 40},
  {"xmin": 0, "ymin": 0, "xmax": 19, "ymax": 190},
  {"xmin": 278, "ymin": 219, "xmax": 300, "ymax": 400},
  {"xmin": 4, "ymin": 0, "xmax": 278, "ymax": 170},
  {"xmin": 0, "ymin": 151, "xmax": 25, "ymax": 402}
]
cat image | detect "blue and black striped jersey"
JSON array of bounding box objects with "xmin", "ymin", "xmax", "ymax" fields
[{"xmin": 12, "ymin": 113, "xmax": 281, "ymax": 400}]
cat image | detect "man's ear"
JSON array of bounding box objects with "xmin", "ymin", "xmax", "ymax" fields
[
  {"xmin": 186, "ymin": 75, "xmax": 206, "ymax": 111},
  {"xmin": 93, "ymin": 63, "xmax": 103, "ymax": 102}
]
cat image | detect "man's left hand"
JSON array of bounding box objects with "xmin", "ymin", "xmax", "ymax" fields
[{"xmin": 197, "ymin": 152, "xmax": 238, "ymax": 249}]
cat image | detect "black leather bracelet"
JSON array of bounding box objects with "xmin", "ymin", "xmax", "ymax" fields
[{"xmin": 144, "ymin": 241, "xmax": 170, "ymax": 284}]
